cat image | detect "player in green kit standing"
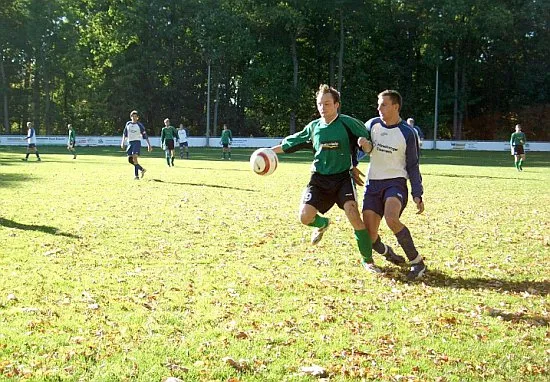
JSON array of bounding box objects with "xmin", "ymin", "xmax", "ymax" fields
[
  {"xmin": 67, "ymin": 124, "xmax": 77, "ymax": 159},
  {"xmin": 160, "ymin": 118, "xmax": 179, "ymax": 167},
  {"xmin": 270, "ymin": 84, "xmax": 382, "ymax": 273},
  {"xmin": 510, "ymin": 124, "xmax": 526, "ymax": 171},
  {"xmin": 220, "ymin": 124, "xmax": 233, "ymax": 160}
]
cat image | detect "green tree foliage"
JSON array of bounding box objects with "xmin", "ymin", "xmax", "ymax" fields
[{"xmin": 0, "ymin": 0, "xmax": 548, "ymax": 140}]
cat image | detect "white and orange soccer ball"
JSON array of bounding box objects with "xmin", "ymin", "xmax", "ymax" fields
[{"xmin": 250, "ymin": 148, "xmax": 278, "ymax": 176}]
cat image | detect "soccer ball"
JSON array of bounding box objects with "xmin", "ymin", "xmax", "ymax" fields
[{"xmin": 250, "ymin": 148, "xmax": 278, "ymax": 176}]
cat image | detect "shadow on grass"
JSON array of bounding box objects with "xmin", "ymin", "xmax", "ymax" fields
[
  {"xmin": 151, "ymin": 178, "xmax": 256, "ymax": 192},
  {"xmin": 423, "ymin": 269, "xmax": 549, "ymax": 296},
  {"xmin": 0, "ymin": 173, "xmax": 33, "ymax": 187},
  {"xmin": 0, "ymin": 217, "xmax": 81, "ymax": 238}
]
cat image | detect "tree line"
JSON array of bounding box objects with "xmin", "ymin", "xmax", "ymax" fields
[{"xmin": 1, "ymin": 0, "xmax": 549, "ymax": 140}]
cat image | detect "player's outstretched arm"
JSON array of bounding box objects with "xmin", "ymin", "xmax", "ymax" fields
[{"xmin": 271, "ymin": 145, "xmax": 284, "ymax": 154}]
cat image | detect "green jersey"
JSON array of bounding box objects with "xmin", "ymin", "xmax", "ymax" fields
[
  {"xmin": 510, "ymin": 132, "xmax": 526, "ymax": 146},
  {"xmin": 281, "ymin": 114, "xmax": 369, "ymax": 175},
  {"xmin": 161, "ymin": 125, "xmax": 178, "ymax": 143},
  {"xmin": 68, "ymin": 129, "xmax": 76, "ymax": 143},
  {"xmin": 220, "ymin": 129, "xmax": 233, "ymax": 144}
]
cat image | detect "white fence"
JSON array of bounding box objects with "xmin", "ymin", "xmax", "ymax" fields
[{"xmin": 1, "ymin": 135, "xmax": 549, "ymax": 151}]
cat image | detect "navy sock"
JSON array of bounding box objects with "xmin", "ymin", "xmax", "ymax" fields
[
  {"xmin": 395, "ymin": 226, "xmax": 422, "ymax": 263},
  {"xmin": 134, "ymin": 165, "xmax": 139, "ymax": 177},
  {"xmin": 372, "ymin": 236, "xmax": 388, "ymax": 255}
]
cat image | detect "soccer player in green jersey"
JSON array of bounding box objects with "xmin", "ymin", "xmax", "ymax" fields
[
  {"xmin": 160, "ymin": 118, "xmax": 179, "ymax": 167},
  {"xmin": 271, "ymin": 84, "xmax": 381, "ymax": 273},
  {"xmin": 220, "ymin": 124, "xmax": 233, "ymax": 160},
  {"xmin": 510, "ymin": 124, "xmax": 526, "ymax": 171},
  {"xmin": 67, "ymin": 124, "xmax": 77, "ymax": 159}
]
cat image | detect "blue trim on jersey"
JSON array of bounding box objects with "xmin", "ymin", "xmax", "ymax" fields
[{"xmin": 124, "ymin": 121, "xmax": 148, "ymax": 141}]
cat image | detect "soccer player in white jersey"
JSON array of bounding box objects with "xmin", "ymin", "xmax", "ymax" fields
[
  {"xmin": 362, "ymin": 90, "xmax": 426, "ymax": 280},
  {"xmin": 120, "ymin": 110, "xmax": 152, "ymax": 180},
  {"xmin": 177, "ymin": 123, "xmax": 189, "ymax": 159},
  {"xmin": 22, "ymin": 121, "xmax": 41, "ymax": 161}
]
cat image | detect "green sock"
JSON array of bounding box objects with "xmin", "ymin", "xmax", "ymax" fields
[
  {"xmin": 514, "ymin": 161, "xmax": 519, "ymax": 169},
  {"xmin": 518, "ymin": 159, "xmax": 523, "ymax": 168},
  {"xmin": 307, "ymin": 214, "xmax": 328, "ymax": 229},
  {"xmin": 355, "ymin": 229, "xmax": 373, "ymax": 262}
]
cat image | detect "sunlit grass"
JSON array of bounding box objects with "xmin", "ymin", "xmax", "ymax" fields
[{"xmin": 0, "ymin": 146, "xmax": 549, "ymax": 381}]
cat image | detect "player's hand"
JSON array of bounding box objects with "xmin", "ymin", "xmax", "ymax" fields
[
  {"xmin": 120, "ymin": 144, "xmax": 124, "ymax": 150},
  {"xmin": 357, "ymin": 137, "xmax": 372, "ymax": 153},
  {"xmin": 351, "ymin": 166, "xmax": 365, "ymax": 187},
  {"xmin": 413, "ymin": 197, "xmax": 424, "ymax": 214}
]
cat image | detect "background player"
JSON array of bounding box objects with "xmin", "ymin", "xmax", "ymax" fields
[
  {"xmin": 120, "ymin": 110, "xmax": 152, "ymax": 179},
  {"xmin": 160, "ymin": 118, "xmax": 179, "ymax": 167},
  {"xmin": 67, "ymin": 123, "xmax": 77, "ymax": 159},
  {"xmin": 22, "ymin": 121, "xmax": 41, "ymax": 162},
  {"xmin": 178, "ymin": 123, "xmax": 190, "ymax": 159},
  {"xmin": 220, "ymin": 124, "xmax": 233, "ymax": 160},
  {"xmin": 510, "ymin": 124, "xmax": 526, "ymax": 171}
]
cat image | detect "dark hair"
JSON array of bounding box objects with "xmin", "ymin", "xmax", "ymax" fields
[
  {"xmin": 316, "ymin": 84, "xmax": 340, "ymax": 104},
  {"xmin": 378, "ymin": 90, "xmax": 402, "ymax": 111}
]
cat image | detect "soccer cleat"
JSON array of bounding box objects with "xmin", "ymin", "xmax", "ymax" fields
[
  {"xmin": 383, "ymin": 247, "xmax": 406, "ymax": 265},
  {"xmin": 311, "ymin": 219, "xmax": 330, "ymax": 245},
  {"xmin": 361, "ymin": 260, "xmax": 382, "ymax": 274},
  {"xmin": 21, "ymin": 158, "xmax": 27, "ymax": 161},
  {"xmin": 140, "ymin": 168, "xmax": 147, "ymax": 178},
  {"xmin": 37, "ymin": 158, "xmax": 41, "ymax": 161},
  {"xmin": 134, "ymin": 176, "xmax": 140, "ymax": 180},
  {"xmin": 519, "ymin": 165, "xmax": 523, "ymax": 171},
  {"xmin": 406, "ymin": 261, "xmax": 427, "ymax": 280}
]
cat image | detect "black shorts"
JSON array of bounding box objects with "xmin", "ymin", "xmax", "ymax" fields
[
  {"xmin": 301, "ymin": 171, "xmax": 356, "ymax": 214},
  {"xmin": 27, "ymin": 144, "xmax": 36, "ymax": 149},
  {"xmin": 179, "ymin": 141, "xmax": 189, "ymax": 147},
  {"xmin": 222, "ymin": 143, "xmax": 229, "ymax": 148},
  {"xmin": 512, "ymin": 145, "xmax": 524, "ymax": 155},
  {"xmin": 165, "ymin": 139, "xmax": 175, "ymax": 150}
]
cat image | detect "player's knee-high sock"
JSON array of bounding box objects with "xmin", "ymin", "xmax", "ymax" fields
[
  {"xmin": 514, "ymin": 160, "xmax": 519, "ymax": 169},
  {"xmin": 518, "ymin": 159, "xmax": 523, "ymax": 168},
  {"xmin": 165, "ymin": 151, "xmax": 170, "ymax": 166},
  {"xmin": 223, "ymin": 152, "xmax": 226, "ymax": 159},
  {"xmin": 395, "ymin": 226, "xmax": 423, "ymax": 264},
  {"xmin": 25, "ymin": 152, "xmax": 30, "ymax": 159},
  {"xmin": 186, "ymin": 151, "xmax": 189, "ymax": 158},
  {"xmin": 307, "ymin": 214, "xmax": 328, "ymax": 229},
  {"xmin": 228, "ymin": 152, "xmax": 231, "ymax": 159},
  {"xmin": 134, "ymin": 164, "xmax": 139, "ymax": 177},
  {"xmin": 171, "ymin": 156, "xmax": 174, "ymax": 165},
  {"xmin": 372, "ymin": 236, "xmax": 391, "ymax": 255},
  {"xmin": 35, "ymin": 151, "xmax": 40, "ymax": 159},
  {"xmin": 355, "ymin": 229, "xmax": 373, "ymax": 262}
]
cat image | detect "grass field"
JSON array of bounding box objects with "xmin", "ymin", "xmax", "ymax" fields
[{"xmin": 0, "ymin": 145, "xmax": 549, "ymax": 381}]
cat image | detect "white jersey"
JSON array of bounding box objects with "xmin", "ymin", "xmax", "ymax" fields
[
  {"xmin": 177, "ymin": 128, "xmax": 188, "ymax": 143},
  {"xmin": 365, "ymin": 117, "xmax": 423, "ymax": 197},
  {"xmin": 124, "ymin": 121, "xmax": 146, "ymax": 142},
  {"xmin": 26, "ymin": 128, "xmax": 37, "ymax": 145}
]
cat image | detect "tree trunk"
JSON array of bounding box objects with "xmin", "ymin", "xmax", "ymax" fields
[
  {"xmin": 213, "ymin": 83, "xmax": 220, "ymax": 137},
  {"xmin": 0, "ymin": 52, "xmax": 9, "ymax": 133},
  {"xmin": 290, "ymin": 36, "xmax": 298, "ymax": 134},
  {"xmin": 44, "ymin": 72, "xmax": 52, "ymax": 134},
  {"xmin": 337, "ymin": 10, "xmax": 344, "ymax": 92},
  {"xmin": 453, "ymin": 57, "xmax": 459, "ymax": 139}
]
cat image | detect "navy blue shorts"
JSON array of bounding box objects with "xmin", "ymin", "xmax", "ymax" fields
[
  {"xmin": 362, "ymin": 178, "xmax": 408, "ymax": 217},
  {"xmin": 126, "ymin": 141, "xmax": 141, "ymax": 156},
  {"xmin": 222, "ymin": 143, "xmax": 229, "ymax": 148},
  {"xmin": 27, "ymin": 144, "xmax": 36, "ymax": 149},
  {"xmin": 179, "ymin": 142, "xmax": 189, "ymax": 147},
  {"xmin": 302, "ymin": 171, "xmax": 356, "ymax": 214}
]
